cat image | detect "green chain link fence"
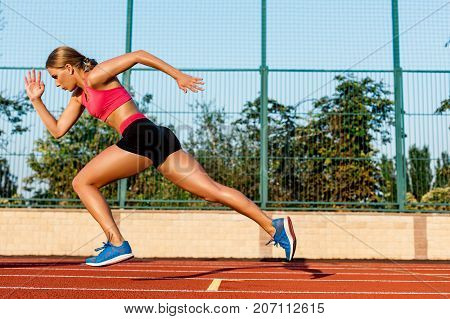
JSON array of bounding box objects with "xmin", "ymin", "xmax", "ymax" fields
[{"xmin": 0, "ymin": 0, "xmax": 448, "ymax": 212}]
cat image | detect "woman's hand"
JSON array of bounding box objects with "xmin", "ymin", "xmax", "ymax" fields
[
  {"xmin": 24, "ymin": 69, "xmax": 45, "ymax": 101},
  {"xmin": 175, "ymin": 73, "xmax": 205, "ymax": 94}
]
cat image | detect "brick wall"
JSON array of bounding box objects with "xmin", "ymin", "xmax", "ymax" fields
[{"xmin": 0, "ymin": 209, "xmax": 448, "ymax": 260}]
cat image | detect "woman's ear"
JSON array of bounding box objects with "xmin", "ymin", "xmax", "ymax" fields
[{"xmin": 65, "ymin": 64, "xmax": 74, "ymax": 75}]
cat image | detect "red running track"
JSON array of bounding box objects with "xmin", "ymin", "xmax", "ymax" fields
[{"xmin": 0, "ymin": 257, "xmax": 449, "ymax": 299}]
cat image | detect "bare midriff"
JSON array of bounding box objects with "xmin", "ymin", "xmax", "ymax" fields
[{"xmin": 104, "ymin": 100, "xmax": 141, "ymax": 133}]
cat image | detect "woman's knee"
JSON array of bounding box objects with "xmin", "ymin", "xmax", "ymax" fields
[
  {"xmin": 72, "ymin": 176, "xmax": 83, "ymax": 192},
  {"xmin": 72, "ymin": 175, "xmax": 95, "ymax": 192}
]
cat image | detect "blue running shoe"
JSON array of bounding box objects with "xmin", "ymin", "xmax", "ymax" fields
[
  {"xmin": 85, "ymin": 241, "xmax": 134, "ymax": 267},
  {"xmin": 266, "ymin": 217, "xmax": 297, "ymax": 261}
]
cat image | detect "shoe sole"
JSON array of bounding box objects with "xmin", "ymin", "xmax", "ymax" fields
[
  {"xmin": 284, "ymin": 216, "xmax": 297, "ymax": 261},
  {"xmin": 86, "ymin": 253, "xmax": 134, "ymax": 267}
]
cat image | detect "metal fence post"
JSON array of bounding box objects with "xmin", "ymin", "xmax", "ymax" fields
[
  {"xmin": 118, "ymin": 0, "xmax": 134, "ymax": 209},
  {"xmin": 259, "ymin": 0, "xmax": 268, "ymax": 209},
  {"xmin": 391, "ymin": 0, "xmax": 407, "ymax": 211}
]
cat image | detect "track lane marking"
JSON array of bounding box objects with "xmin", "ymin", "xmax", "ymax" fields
[
  {"xmin": 1, "ymin": 267, "xmax": 449, "ymax": 278},
  {"xmin": 3, "ymin": 263, "xmax": 450, "ymax": 272},
  {"xmin": 206, "ymin": 279, "xmax": 222, "ymax": 291},
  {"xmin": 0, "ymin": 286, "xmax": 449, "ymax": 295}
]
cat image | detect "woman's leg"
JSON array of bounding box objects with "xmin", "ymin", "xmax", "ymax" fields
[
  {"xmin": 72, "ymin": 145, "xmax": 152, "ymax": 246},
  {"xmin": 157, "ymin": 149, "xmax": 276, "ymax": 237}
]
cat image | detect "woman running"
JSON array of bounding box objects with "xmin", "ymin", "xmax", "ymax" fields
[{"xmin": 24, "ymin": 46, "xmax": 296, "ymax": 266}]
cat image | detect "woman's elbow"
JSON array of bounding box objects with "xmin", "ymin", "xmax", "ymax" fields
[
  {"xmin": 51, "ymin": 128, "xmax": 63, "ymax": 139},
  {"xmin": 134, "ymin": 50, "xmax": 148, "ymax": 63}
]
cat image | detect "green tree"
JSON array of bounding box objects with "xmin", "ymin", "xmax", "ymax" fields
[
  {"xmin": 0, "ymin": 92, "xmax": 32, "ymax": 149},
  {"xmin": 232, "ymin": 96, "xmax": 300, "ymax": 201},
  {"xmin": 0, "ymin": 92, "xmax": 32, "ymax": 199},
  {"xmin": 379, "ymin": 154, "xmax": 397, "ymax": 203},
  {"xmin": 293, "ymin": 75, "xmax": 394, "ymax": 206},
  {"xmin": 433, "ymin": 151, "xmax": 450, "ymax": 188},
  {"xmin": 0, "ymin": 158, "xmax": 17, "ymax": 198},
  {"xmin": 185, "ymin": 101, "xmax": 238, "ymax": 185},
  {"xmin": 421, "ymin": 187, "xmax": 450, "ymax": 211},
  {"xmin": 437, "ymin": 99, "xmax": 450, "ymax": 114},
  {"xmin": 407, "ymin": 145, "xmax": 433, "ymax": 202}
]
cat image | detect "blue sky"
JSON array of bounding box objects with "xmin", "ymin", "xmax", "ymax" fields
[
  {"xmin": 0, "ymin": 0, "xmax": 449, "ymax": 195},
  {"xmin": 1, "ymin": 0, "xmax": 449, "ymax": 69}
]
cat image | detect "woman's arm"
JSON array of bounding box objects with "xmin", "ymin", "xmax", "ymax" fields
[
  {"xmin": 89, "ymin": 50, "xmax": 204, "ymax": 93},
  {"xmin": 29, "ymin": 97, "xmax": 58, "ymax": 138},
  {"xmin": 30, "ymin": 95, "xmax": 85, "ymax": 139},
  {"xmin": 54, "ymin": 93, "xmax": 85, "ymax": 139},
  {"xmin": 88, "ymin": 50, "xmax": 181, "ymax": 83},
  {"xmin": 25, "ymin": 70, "xmax": 85, "ymax": 139},
  {"xmin": 135, "ymin": 50, "xmax": 183, "ymax": 80}
]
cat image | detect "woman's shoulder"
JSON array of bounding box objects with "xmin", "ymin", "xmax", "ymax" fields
[{"xmin": 85, "ymin": 69, "xmax": 122, "ymax": 90}]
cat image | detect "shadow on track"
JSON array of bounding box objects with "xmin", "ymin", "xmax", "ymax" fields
[{"xmin": 130, "ymin": 258, "xmax": 334, "ymax": 281}]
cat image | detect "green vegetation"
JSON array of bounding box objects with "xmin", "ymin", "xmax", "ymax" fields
[{"xmin": 0, "ymin": 92, "xmax": 32, "ymax": 199}]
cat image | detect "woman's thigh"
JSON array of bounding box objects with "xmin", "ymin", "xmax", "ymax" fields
[
  {"xmin": 73, "ymin": 145, "xmax": 152, "ymax": 189},
  {"xmin": 157, "ymin": 150, "xmax": 221, "ymax": 200}
]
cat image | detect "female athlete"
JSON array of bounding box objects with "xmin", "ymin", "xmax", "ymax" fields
[{"xmin": 24, "ymin": 46, "xmax": 296, "ymax": 266}]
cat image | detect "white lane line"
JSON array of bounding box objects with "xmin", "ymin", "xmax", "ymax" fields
[
  {"xmin": 206, "ymin": 279, "xmax": 222, "ymax": 291},
  {"xmin": 114, "ymin": 265, "xmax": 450, "ymax": 272},
  {"xmin": 0, "ymin": 286, "xmax": 449, "ymax": 295},
  {"xmin": 0, "ymin": 274, "xmax": 449, "ymax": 283},
  {"xmin": 1, "ymin": 267, "xmax": 449, "ymax": 278}
]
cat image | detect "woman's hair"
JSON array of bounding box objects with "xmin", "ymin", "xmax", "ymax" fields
[{"xmin": 45, "ymin": 46, "xmax": 98, "ymax": 72}]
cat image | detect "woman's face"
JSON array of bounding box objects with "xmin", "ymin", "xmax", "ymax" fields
[{"xmin": 47, "ymin": 66, "xmax": 78, "ymax": 92}]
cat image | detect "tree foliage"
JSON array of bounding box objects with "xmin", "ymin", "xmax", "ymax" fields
[
  {"xmin": 433, "ymin": 151, "xmax": 450, "ymax": 188},
  {"xmin": 231, "ymin": 96, "xmax": 300, "ymax": 201},
  {"xmin": 421, "ymin": 187, "xmax": 450, "ymax": 211},
  {"xmin": 379, "ymin": 154, "xmax": 397, "ymax": 203},
  {"xmin": 288, "ymin": 75, "xmax": 394, "ymax": 206},
  {"xmin": 0, "ymin": 91, "xmax": 32, "ymax": 198},
  {"xmin": 407, "ymin": 145, "xmax": 433, "ymax": 202},
  {"xmin": 0, "ymin": 158, "xmax": 17, "ymax": 197}
]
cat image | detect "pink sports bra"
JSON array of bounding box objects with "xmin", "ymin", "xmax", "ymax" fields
[{"xmin": 81, "ymin": 78, "xmax": 132, "ymax": 121}]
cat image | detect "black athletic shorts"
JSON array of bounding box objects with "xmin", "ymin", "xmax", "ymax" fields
[{"xmin": 116, "ymin": 118, "xmax": 182, "ymax": 168}]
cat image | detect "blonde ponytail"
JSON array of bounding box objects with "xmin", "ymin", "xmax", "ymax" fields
[{"xmin": 46, "ymin": 46, "xmax": 97, "ymax": 71}]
